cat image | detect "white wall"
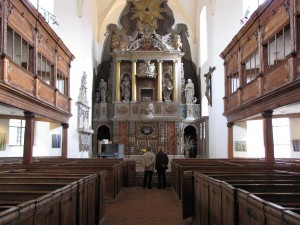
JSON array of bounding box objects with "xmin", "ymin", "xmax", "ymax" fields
[
  {"xmin": 290, "ymin": 118, "xmax": 300, "ymax": 158},
  {"xmin": 233, "ymin": 121, "xmax": 248, "ymax": 158},
  {"xmin": 0, "ymin": 120, "xmax": 62, "ymax": 157},
  {"xmin": 198, "ymin": 0, "xmax": 244, "ymax": 158},
  {"xmin": 0, "ymin": 119, "xmax": 11, "ymax": 156},
  {"xmin": 33, "ymin": 121, "xmax": 62, "ymax": 157},
  {"xmin": 53, "ymin": 0, "xmax": 98, "ymax": 158}
]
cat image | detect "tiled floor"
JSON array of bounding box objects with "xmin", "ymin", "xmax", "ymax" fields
[{"xmin": 101, "ymin": 187, "xmax": 193, "ymax": 225}]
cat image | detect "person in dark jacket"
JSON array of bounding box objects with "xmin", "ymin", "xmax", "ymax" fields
[{"xmin": 155, "ymin": 146, "xmax": 169, "ymax": 189}]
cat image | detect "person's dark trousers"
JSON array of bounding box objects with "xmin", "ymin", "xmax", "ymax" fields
[
  {"xmin": 143, "ymin": 170, "xmax": 153, "ymax": 189},
  {"xmin": 157, "ymin": 169, "xmax": 167, "ymax": 189}
]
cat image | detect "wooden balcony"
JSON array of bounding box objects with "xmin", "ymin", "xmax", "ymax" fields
[
  {"xmin": 0, "ymin": 0, "xmax": 74, "ymax": 123},
  {"xmin": 0, "ymin": 57, "xmax": 71, "ymax": 122},
  {"xmin": 221, "ymin": 0, "xmax": 300, "ymax": 123}
]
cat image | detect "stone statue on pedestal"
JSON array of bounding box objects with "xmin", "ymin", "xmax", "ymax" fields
[{"xmin": 184, "ymin": 79, "xmax": 195, "ymax": 104}]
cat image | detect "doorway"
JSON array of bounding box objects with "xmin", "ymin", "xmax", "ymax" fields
[{"xmin": 184, "ymin": 126, "xmax": 197, "ymax": 158}]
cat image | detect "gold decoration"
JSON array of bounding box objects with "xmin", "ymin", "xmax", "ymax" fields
[{"xmin": 131, "ymin": 0, "xmax": 165, "ymax": 22}]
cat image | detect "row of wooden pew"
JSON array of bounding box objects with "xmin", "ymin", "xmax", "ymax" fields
[
  {"xmin": 171, "ymin": 158, "xmax": 300, "ymax": 225},
  {"xmin": 0, "ymin": 158, "xmax": 136, "ymax": 225}
]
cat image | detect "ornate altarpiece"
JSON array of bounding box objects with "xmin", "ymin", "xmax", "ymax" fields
[
  {"xmin": 77, "ymin": 72, "xmax": 94, "ymax": 153},
  {"xmin": 93, "ymin": 0, "xmax": 208, "ymax": 157}
]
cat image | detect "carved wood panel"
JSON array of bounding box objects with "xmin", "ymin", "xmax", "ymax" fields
[
  {"xmin": 37, "ymin": 81, "xmax": 55, "ymax": 104},
  {"xmin": 56, "ymin": 93, "xmax": 69, "ymax": 111},
  {"xmin": 264, "ymin": 63, "xmax": 289, "ymax": 92},
  {"xmin": 57, "ymin": 56, "xmax": 69, "ymax": 76},
  {"xmin": 227, "ymin": 92, "xmax": 239, "ymax": 110},
  {"xmin": 9, "ymin": 8, "xmax": 34, "ymax": 43},
  {"xmin": 263, "ymin": 6, "xmax": 289, "ymax": 43},
  {"xmin": 38, "ymin": 36, "xmax": 56, "ymax": 63},
  {"xmin": 227, "ymin": 54, "xmax": 238, "ymax": 75},
  {"xmin": 7, "ymin": 62, "xmax": 34, "ymax": 94},
  {"xmin": 242, "ymin": 36, "xmax": 258, "ymax": 62},
  {"xmin": 241, "ymin": 80, "xmax": 259, "ymax": 103}
]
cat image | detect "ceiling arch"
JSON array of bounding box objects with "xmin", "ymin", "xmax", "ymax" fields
[{"xmin": 95, "ymin": 0, "xmax": 201, "ymax": 43}]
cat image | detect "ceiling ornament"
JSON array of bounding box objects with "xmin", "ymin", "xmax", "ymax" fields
[
  {"xmin": 130, "ymin": 0, "xmax": 165, "ymax": 22},
  {"xmin": 111, "ymin": 0, "xmax": 182, "ymax": 52}
]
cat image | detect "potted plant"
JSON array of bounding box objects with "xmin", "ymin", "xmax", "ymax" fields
[{"xmin": 184, "ymin": 136, "xmax": 196, "ymax": 158}]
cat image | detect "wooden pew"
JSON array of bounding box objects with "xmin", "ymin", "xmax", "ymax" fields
[
  {"xmin": 191, "ymin": 169, "xmax": 300, "ymax": 225},
  {"xmin": 237, "ymin": 189, "xmax": 300, "ymax": 225},
  {"xmin": 172, "ymin": 158, "xmax": 300, "ymax": 200},
  {"xmin": 0, "ymin": 158, "xmax": 124, "ymax": 201},
  {"xmin": 175, "ymin": 158, "xmax": 300, "ymax": 225},
  {"xmin": 0, "ymin": 167, "xmax": 107, "ymax": 225}
]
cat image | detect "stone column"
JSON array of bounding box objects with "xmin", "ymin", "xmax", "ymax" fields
[
  {"xmin": 115, "ymin": 60, "xmax": 121, "ymax": 102},
  {"xmin": 172, "ymin": 60, "xmax": 178, "ymax": 101},
  {"xmin": 131, "ymin": 60, "xmax": 137, "ymax": 102},
  {"xmin": 62, "ymin": 123, "xmax": 69, "ymax": 159},
  {"xmin": 157, "ymin": 60, "xmax": 163, "ymax": 101},
  {"xmin": 23, "ymin": 111, "xmax": 35, "ymax": 164},
  {"xmin": 227, "ymin": 122, "xmax": 234, "ymax": 159},
  {"xmin": 262, "ymin": 110, "xmax": 275, "ymax": 164}
]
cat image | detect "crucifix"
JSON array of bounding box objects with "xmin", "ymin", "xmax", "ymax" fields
[{"xmin": 204, "ymin": 66, "xmax": 216, "ymax": 106}]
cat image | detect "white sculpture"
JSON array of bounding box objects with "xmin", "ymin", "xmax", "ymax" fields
[
  {"xmin": 121, "ymin": 76, "xmax": 131, "ymax": 101},
  {"xmin": 184, "ymin": 79, "xmax": 195, "ymax": 104},
  {"xmin": 99, "ymin": 79, "xmax": 107, "ymax": 103},
  {"xmin": 162, "ymin": 77, "xmax": 173, "ymax": 102}
]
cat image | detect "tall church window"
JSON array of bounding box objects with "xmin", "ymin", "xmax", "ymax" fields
[
  {"xmin": 9, "ymin": 119, "xmax": 25, "ymax": 146},
  {"xmin": 230, "ymin": 71, "xmax": 239, "ymax": 93},
  {"xmin": 6, "ymin": 26, "xmax": 33, "ymax": 72},
  {"xmin": 266, "ymin": 25, "xmax": 291, "ymax": 69},
  {"xmin": 245, "ymin": 51, "xmax": 259, "ymax": 83},
  {"xmin": 37, "ymin": 53, "xmax": 52, "ymax": 85}
]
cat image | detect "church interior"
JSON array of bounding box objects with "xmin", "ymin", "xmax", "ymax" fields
[{"xmin": 0, "ymin": 0, "xmax": 300, "ymax": 224}]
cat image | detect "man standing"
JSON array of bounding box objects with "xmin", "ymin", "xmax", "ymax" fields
[
  {"xmin": 142, "ymin": 147, "xmax": 156, "ymax": 189},
  {"xmin": 155, "ymin": 147, "xmax": 169, "ymax": 189}
]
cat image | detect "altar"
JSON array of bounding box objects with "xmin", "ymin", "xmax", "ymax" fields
[{"xmin": 92, "ymin": 0, "xmax": 208, "ymax": 158}]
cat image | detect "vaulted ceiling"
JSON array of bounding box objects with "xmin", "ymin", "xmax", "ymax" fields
[{"xmin": 94, "ymin": 0, "xmax": 203, "ymax": 43}]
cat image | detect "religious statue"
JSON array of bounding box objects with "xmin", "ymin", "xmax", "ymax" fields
[
  {"xmin": 78, "ymin": 71, "xmax": 88, "ymax": 105},
  {"xmin": 173, "ymin": 34, "xmax": 182, "ymax": 50},
  {"xmin": 204, "ymin": 66, "xmax": 216, "ymax": 106},
  {"xmin": 121, "ymin": 76, "xmax": 131, "ymax": 101},
  {"xmin": 98, "ymin": 79, "xmax": 107, "ymax": 103},
  {"xmin": 162, "ymin": 77, "xmax": 173, "ymax": 102},
  {"xmin": 184, "ymin": 79, "xmax": 195, "ymax": 104},
  {"xmin": 142, "ymin": 103, "xmax": 154, "ymax": 116}
]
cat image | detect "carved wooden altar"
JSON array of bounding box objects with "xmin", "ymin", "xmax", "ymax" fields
[{"xmin": 93, "ymin": 0, "xmax": 208, "ymax": 157}]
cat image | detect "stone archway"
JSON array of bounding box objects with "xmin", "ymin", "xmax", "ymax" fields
[
  {"xmin": 96, "ymin": 125, "xmax": 110, "ymax": 153},
  {"xmin": 184, "ymin": 125, "xmax": 197, "ymax": 158}
]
